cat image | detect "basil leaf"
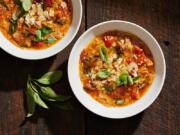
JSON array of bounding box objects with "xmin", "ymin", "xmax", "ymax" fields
[
  {"xmin": 117, "ymin": 71, "xmax": 129, "ymax": 86},
  {"xmin": 97, "ymin": 69, "xmax": 110, "ymax": 79},
  {"xmin": 40, "ymin": 26, "xmax": 53, "ymax": 37},
  {"xmin": 26, "ymin": 90, "xmax": 36, "ymax": 117},
  {"xmin": 133, "ymin": 76, "xmax": 140, "ymax": 82},
  {"xmin": 21, "ymin": 0, "xmax": 32, "ymax": 11},
  {"xmin": 116, "ymin": 99, "xmax": 124, "ymax": 105},
  {"xmin": 27, "ymin": 81, "xmax": 48, "ymax": 109},
  {"xmin": 54, "ymin": 101, "xmax": 73, "ymax": 110},
  {"xmin": 127, "ymin": 75, "xmax": 133, "ymax": 85},
  {"xmin": 37, "ymin": 71, "xmax": 63, "ymax": 85},
  {"xmin": 99, "ymin": 46, "xmax": 108, "ymax": 63},
  {"xmin": 117, "ymin": 74, "xmax": 128, "ymax": 86},
  {"xmin": 45, "ymin": 37, "xmax": 57, "ymax": 43},
  {"xmin": 33, "ymin": 30, "xmax": 43, "ymax": 41},
  {"xmin": 39, "ymin": 86, "xmax": 71, "ymax": 102}
]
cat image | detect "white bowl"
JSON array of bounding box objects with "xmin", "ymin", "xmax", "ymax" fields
[
  {"xmin": 0, "ymin": 0, "xmax": 82, "ymax": 60},
  {"xmin": 68, "ymin": 20, "xmax": 166, "ymax": 119}
]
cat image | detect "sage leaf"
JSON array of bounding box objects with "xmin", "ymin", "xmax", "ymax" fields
[
  {"xmin": 39, "ymin": 86, "xmax": 71, "ymax": 102},
  {"xmin": 26, "ymin": 91, "xmax": 36, "ymax": 117},
  {"xmin": 37, "ymin": 71, "xmax": 63, "ymax": 85},
  {"xmin": 97, "ymin": 69, "xmax": 110, "ymax": 79},
  {"xmin": 27, "ymin": 81, "xmax": 48, "ymax": 109},
  {"xmin": 33, "ymin": 92, "xmax": 48, "ymax": 109},
  {"xmin": 99, "ymin": 46, "xmax": 108, "ymax": 63}
]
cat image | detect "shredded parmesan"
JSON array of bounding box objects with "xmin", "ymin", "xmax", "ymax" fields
[{"xmin": 24, "ymin": 3, "xmax": 55, "ymax": 27}]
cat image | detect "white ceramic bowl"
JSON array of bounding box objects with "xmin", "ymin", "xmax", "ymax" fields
[
  {"xmin": 68, "ymin": 20, "xmax": 166, "ymax": 119},
  {"xmin": 0, "ymin": 0, "xmax": 82, "ymax": 60}
]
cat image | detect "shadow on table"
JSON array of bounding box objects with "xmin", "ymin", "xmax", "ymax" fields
[
  {"xmin": 0, "ymin": 48, "xmax": 68, "ymax": 92},
  {"xmin": 84, "ymin": 110, "xmax": 144, "ymax": 135},
  {"xmin": 18, "ymin": 60, "xmax": 85, "ymax": 135}
]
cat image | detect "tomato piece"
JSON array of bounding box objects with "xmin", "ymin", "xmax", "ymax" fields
[
  {"xmin": 131, "ymin": 90, "xmax": 140, "ymax": 99},
  {"xmin": 0, "ymin": 7, "xmax": 4, "ymax": 19},
  {"xmin": 103, "ymin": 36, "xmax": 117, "ymax": 48},
  {"xmin": 27, "ymin": 28, "xmax": 36, "ymax": 35},
  {"xmin": 136, "ymin": 56, "xmax": 145, "ymax": 66},
  {"xmin": 80, "ymin": 50, "xmax": 88, "ymax": 62},
  {"xmin": 13, "ymin": 32, "xmax": 25, "ymax": 43},
  {"xmin": 146, "ymin": 58, "xmax": 153, "ymax": 66},
  {"xmin": 133, "ymin": 46, "xmax": 143, "ymax": 54},
  {"xmin": 108, "ymin": 87, "xmax": 126, "ymax": 99},
  {"xmin": 55, "ymin": 34, "xmax": 62, "ymax": 39},
  {"xmin": 33, "ymin": 41, "xmax": 45, "ymax": 48},
  {"xmin": 126, "ymin": 57, "xmax": 133, "ymax": 64}
]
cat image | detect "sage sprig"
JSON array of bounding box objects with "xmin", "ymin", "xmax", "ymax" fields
[{"xmin": 25, "ymin": 71, "xmax": 72, "ymax": 118}]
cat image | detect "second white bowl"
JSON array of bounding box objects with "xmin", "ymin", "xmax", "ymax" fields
[
  {"xmin": 0, "ymin": 0, "xmax": 82, "ymax": 60},
  {"xmin": 68, "ymin": 20, "xmax": 166, "ymax": 119}
]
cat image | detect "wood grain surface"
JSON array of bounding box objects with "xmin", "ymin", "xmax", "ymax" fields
[{"xmin": 0, "ymin": 0, "xmax": 179, "ymax": 135}]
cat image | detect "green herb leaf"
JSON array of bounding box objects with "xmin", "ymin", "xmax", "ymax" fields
[
  {"xmin": 12, "ymin": 12, "xmax": 18, "ymax": 20},
  {"xmin": 21, "ymin": 0, "xmax": 32, "ymax": 11},
  {"xmin": 116, "ymin": 71, "xmax": 128, "ymax": 86},
  {"xmin": 40, "ymin": 26, "xmax": 53, "ymax": 37},
  {"xmin": 9, "ymin": 13, "xmax": 18, "ymax": 33},
  {"xmin": 39, "ymin": 86, "xmax": 71, "ymax": 102},
  {"xmin": 26, "ymin": 90, "xmax": 36, "ymax": 117},
  {"xmin": 127, "ymin": 75, "xmax": 134, "ymax": 85},
  {"xmin": 33, "ymin": 30, "xmax": 43, "ymax": 41},
  {"xmin": 9, "ymin": 10, "xmax": 26, "ymax": 34},
  {"xmin": 24, "ymin": 71, "xmax": 72, "ymax": 117},
  {"xmin": 45, "ymin": 37, "xmax": 57, "ymax": 43},
  {"xmin": 97, "ymin": 69, "xmax": 110, "ymax": 79},
  {"xmin": 27, "ymin": 80, "xmax": 48, "ymax": 109},
  {"xmin": 115, "ymin": 99, "xmax": 125, "ymax": 105},
  {"xmin": 37, "ymin": 71, "xmax": 63, "ymax": 85},
  {"xmin": 117, "ymin": 73, "xmax": 128, "ymax": 86},
  {"xmin": 15, "ymin": 0, "xmax": 21, "ymax": 5},
  {"xmin": 133, "ymin": 76, "xmax": 140, "ymax": 82},
  {"xmin": 9, "ymin": 23, "xmax": 17, "ymax": 34},
  {"xmin": 99, "ymin": 46, "xmax": 108, "ymax": 63}
]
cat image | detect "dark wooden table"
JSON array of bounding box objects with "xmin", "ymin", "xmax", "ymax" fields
[{"xmin": 0, "ymin": 0, "xmax": 179, "ymax": 135}]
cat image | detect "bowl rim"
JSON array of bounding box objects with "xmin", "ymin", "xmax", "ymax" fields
[
  {"xmin": 68, "ymin": 20, "xmax": 166, "ymax": 119},
  {"xmin": 0, "ymin": 0, "xmax": 83, "ymax": 60}
]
